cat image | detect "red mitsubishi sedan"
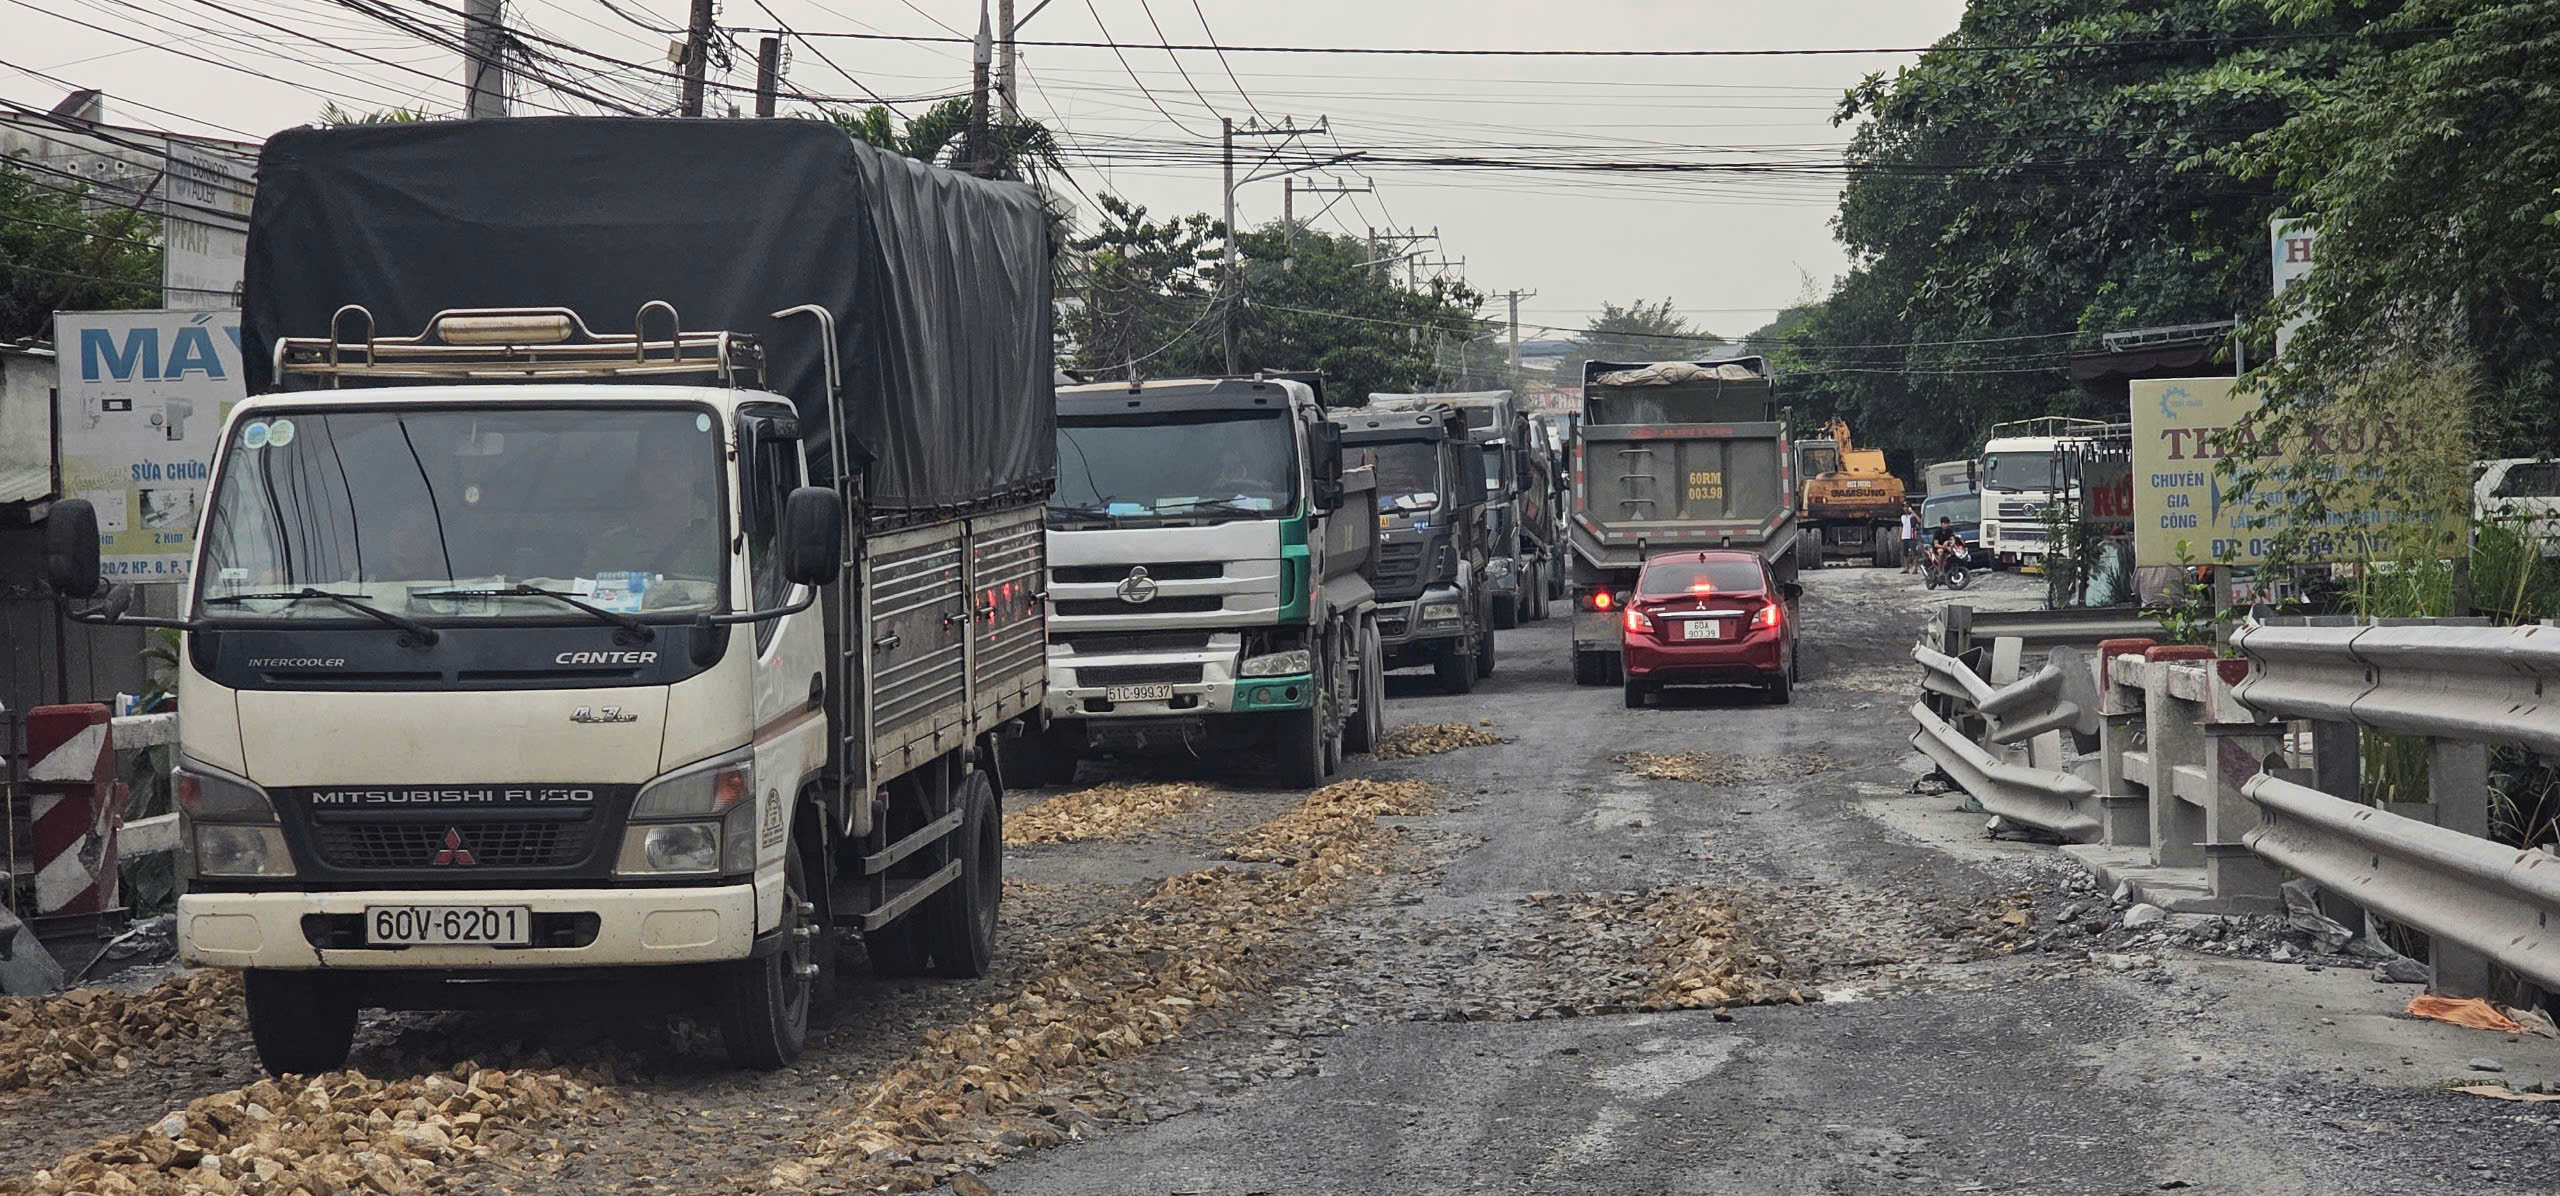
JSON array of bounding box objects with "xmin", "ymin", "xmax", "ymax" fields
[{"xmin": 1620, "ymin": 550, "xmax": 1802, "ymax": 707}]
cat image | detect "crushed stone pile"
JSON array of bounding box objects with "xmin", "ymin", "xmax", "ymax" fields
[
  {"xmin": 1613, "ymin": 751, "xmax": 1751, "ymax": 786},
  {"xmin": 1637, "ymin": 890, "xmax": 1810, "ymax": 1010},
  {"xmin": 0, "ymin": 971, "xmax": 240, "ymax": 1093},
  {"xmin": 1373, "ymin": 722, "xmax": 1506, "ymax": 760},
  {"xmin": 1004, "ymin": 782, "xmax": 1218, "ymax": 845},
  {"xmin": 13, "ymin": 1063, "xmax": 603, "ymax": 1196}
]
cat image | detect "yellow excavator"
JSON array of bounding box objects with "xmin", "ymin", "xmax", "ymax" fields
[{"xmin": 1795, "ymin": 417, "xmax": 1911, "ymax": 567}]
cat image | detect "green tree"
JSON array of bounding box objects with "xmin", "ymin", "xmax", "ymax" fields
[
  {"xmin": 2228, "ymin": 0, "xmax": 2560, "ymax": 451},
  {"xmin": 1165, "ymin": 220, "xmax": 1487, "ymax": 402},
  {"xmin": 1799, "ymin": 0, "xmax": 2367, "ymax": 463},
  {"xmin": 818, "ymin": 99, "xmax": 1061, "ymax": 183},
  {"xmin": 0, "ymin": 157, "xmax": 160, "ymax": 341},
  {"xmin": 1063, "ymin": 193, "xmax": 1222, "ymax": 378},
  {"xmin": 316, "ymin": 103, "xmax": 436, "ymax": 124},
  {"xmin": 1550, "ymin": 298, "xmax": 1723, "ymax": 384}
]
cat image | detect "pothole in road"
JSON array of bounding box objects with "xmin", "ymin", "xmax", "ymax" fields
[{"xmin": 1612, "ymin": 751, "xmax": 1849, "ymax": 788}]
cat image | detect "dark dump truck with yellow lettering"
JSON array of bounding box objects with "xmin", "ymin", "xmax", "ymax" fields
[{"xmin": 1564, "ymin": 357, "xmax": 1801, "ymax": 685}]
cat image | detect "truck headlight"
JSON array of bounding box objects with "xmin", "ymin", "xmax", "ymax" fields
[
  {"xmin": 175, "ymin": 760, "xmax": 278, "ymax": 823},
  {"xmin": 620, "ymin": 823, "xmax": 722, "ymax": 875},
  {"xmin": 1239, "ymin": 649, "xmax": 1311, "ymax": 677},
  {"xmin": 1421, "ymin": 602, "xmax": 1462, "ymax": 623},
  {"xmin": 193, "ymin": 825, "xmax": 294, "ymax": 878},
  {"xmin": 624, "ymin": 748, "xmax": 758, "ymax": 876},
  {"xmin": 632, "ymin": 749, "xmax": 753, "ymax": 818}
]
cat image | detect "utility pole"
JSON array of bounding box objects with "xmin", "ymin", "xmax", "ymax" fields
[
  {"xmin": 1504, "ymin": 288, "xmax": 1538, "ymax": 377},
  {"xmin": 966, "ymin": 2, "xmax": 994, "ymax": 175},
  {"xmin": 753, "ymin": 35, "xmax": 780, "ymax": 117},
  {"xmin": 1222, "ymin": 117, "xmax": 1238, "ymax": 373},
  {"xmin": 1286, "ymin": 179, "xmax": 1368, "ymax": 261},
  {"xmin": 463, "ymin": 0, "xmax": 506, "ymax": 119},
  {"xmin": 678, "ymin": 0, "xmax": 714, "ymax": 117},
  {"xmin": 998, "ymin": 0, "xmax": 1018, "ymax": 122}
]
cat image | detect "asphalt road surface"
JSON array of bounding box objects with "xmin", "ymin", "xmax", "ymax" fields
[{"xmin": 11, "ymin": 565, "xmax": 2560, "ymax": 1196}]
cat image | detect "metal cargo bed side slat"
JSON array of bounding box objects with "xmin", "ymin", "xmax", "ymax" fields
[{"xmin": 849, "ymin": 507, "xmax": 1045, "ymax": 781}]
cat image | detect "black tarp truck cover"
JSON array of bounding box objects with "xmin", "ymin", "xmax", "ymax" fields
[{"xmin": 242, "ymin": 116, "xmax": 1056, "ymax": 515}]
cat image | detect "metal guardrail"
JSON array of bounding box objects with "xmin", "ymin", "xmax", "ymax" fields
[
  {"xmin": 2233, "ymin": 622, "xmax": 2560, "ymax": 756},
  {"xmin": 1909, "ymin": 700, "xmax": 2101, "ymax": 840},
  {"xmin": 2244, "ymin": 772, "xmax": 2560, "ymax": 993},
  {"xmin": 1957, "ymin": 606, "xmax": 2159, "ymax": 655}
]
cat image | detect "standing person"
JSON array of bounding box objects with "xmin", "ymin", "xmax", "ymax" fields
[{"xmin": 1899, "ymin": 504, "xmax": 1921, "ymax": 573}]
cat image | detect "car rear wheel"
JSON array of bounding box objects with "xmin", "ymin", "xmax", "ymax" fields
[
  {"xmin": 1765, "ymin": 664, "xmax": 1794, "ymax": 706},
  {"xmin": 1622, "ymin": 679, "xmax": 1648, "ymax": 708}
]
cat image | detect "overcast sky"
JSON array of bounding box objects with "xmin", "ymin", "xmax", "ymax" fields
[{"xmin": 6, "ymin": 0, "xmax": 1967, "ymax": 337}]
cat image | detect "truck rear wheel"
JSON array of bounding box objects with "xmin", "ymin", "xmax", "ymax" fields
[
  {"xmin": 721, "ymin": 847, "xmax": 816, "ymax": 1068},
  {"xmin": 1476, "ymin": 623, "xmax": 1497, "ymax": 678},
  {"xmin": 244, "ymin": 969, "xmax": 357, "ymax": 1077},
  {"xmin": 914, "ymin": 771, "xmax": 1001, "ymax": 979},
  {"xmin": 1492, "ymin": 593, "xmax": 1519, "ymax": 630},
  {"xmin": 1435, "ymin": 644, "xmax": 1477, "ymax": 694},
  {"xmin": 1345, "ymin": 624, "xmax": 1386, "ymax": 754}
]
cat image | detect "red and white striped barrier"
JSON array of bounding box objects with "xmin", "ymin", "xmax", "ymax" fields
[{"xmin": 23, "ymin": 704, "xmax": 122, "ymax": 917}]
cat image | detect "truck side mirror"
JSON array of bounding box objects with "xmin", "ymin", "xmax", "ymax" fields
[
  {"xmin": 1311, "ymin": 421, "xmax": 1344, "ymax": 484},
  {"xmin": 45, "ymin": 499, "xmax": 103, "ymax": 599},
  {"xmin": 780, "ymin": 486, "xmax": 843, "ymax": 587},
  {"xmin": 1313, "ymin": 479, "xmax": 1344, "ymax": 512},
  {"xmin": 1459, "ymin": 443, "xmax": 1489, "ymax": 505}
]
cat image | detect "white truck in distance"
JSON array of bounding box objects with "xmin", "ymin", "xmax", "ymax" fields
[{"xmin": 1977, "ymin": 416, "xmax": 2113, "ymax": 568}]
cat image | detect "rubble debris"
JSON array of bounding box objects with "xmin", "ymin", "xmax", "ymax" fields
[
  {"xmin": 0, "ymin": 971, "xmax": 240, "ymax": 1093},
  {"xmin": 1004, "ymin": 782, "xmax": 1218, "ymax": 845},
  {"xmin": 771, "ymin": 778, "xmax": 1438, "ymax": 1193},
  {"xmin": 14, "ymin": 1061, "xmax": 605, "ymax": 1195},
  {"xmin": 1613, "ymin": 752, "xmax": 1748, "ymax": 786},
  {"xmin": 2373, "ymin": 957, "xmax": 2430, "ymax": 984},
  {"xmin": 2454, "ymin": 1083, "xmax": 2560, "ymax": 1103},
  {"xmin": 1635, "ymin": 890, "xmax": 1808, "ymax": 1010},
  {"xmin": 2407, "ymin": 996, "xmax": 2525, "ymax": 1033},
  {"xmin": 1372, "ymin": 723, "xmax": 1505, "ymax": 760},
  {"xmin": 2120, "ymin": 903, "xmax": 2167, "ymax": 930}
]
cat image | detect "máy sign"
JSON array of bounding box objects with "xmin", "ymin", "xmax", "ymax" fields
[
  {"xmin": 53, "ymin": 310, "xmax": 245, "ymax": 582},
  {"xmin": 2130, "ymin": 376, "xmax": 2454, "ymax": 567}
]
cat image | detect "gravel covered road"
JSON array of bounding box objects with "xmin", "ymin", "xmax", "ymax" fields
[{"xmin": 12, "ymin": 565, "xmax": 2560, "ymax": 1195}]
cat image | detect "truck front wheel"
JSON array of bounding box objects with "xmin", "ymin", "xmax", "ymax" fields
[
  {"xmin": 1435, "ymin": 643, "xmax": 1477, "ymax": 694},
  {"xmin": 244, "ymin": 969, "xmax": 357, "ymax": 1077},
  {"xmin": 1345, "ymin": 624, "xmax": 1386, "ymax": 754},
  {"xmin": 721, "ymin": 846, "xmax": 816, "ymax": 1068},
  {"xmin": 1276, "ymin": 701, "xmax": 1333, "ymax": 788}
]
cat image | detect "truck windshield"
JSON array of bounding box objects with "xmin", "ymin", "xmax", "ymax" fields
[
  {"xmin": 1982, "ymin": 451, "xmax": 2058, "ymax": 492},
  {"xmin": 1924, "ymin": 492, "xmax": 1981, "ymax": 524},
  {"xmin": 1053, "ymin": 411, "xmax": 1295, "ymax": 522},
  {"xmin": 195, "ymin": 407, "xmax": 727, "ymax": 619},
  {"xmin": 1349, "ymin": 441, "xmax": 1442, "ymax": 512}
]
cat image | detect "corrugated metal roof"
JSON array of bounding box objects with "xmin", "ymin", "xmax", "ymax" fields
[{"xmin": 0, "ymin": 464, "xmax": 49, "ymax": 504}]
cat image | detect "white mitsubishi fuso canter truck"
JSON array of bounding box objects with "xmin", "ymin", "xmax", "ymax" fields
[{"xmin": 45, "ymin": 118, "xmax": 1055, "ymax": 1072}]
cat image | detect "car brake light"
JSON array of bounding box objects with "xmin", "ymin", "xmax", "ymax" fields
[
  {"xmin": 1624, "ymin": 606, "xmax": 1653, "ymax": 633},
  {"xmin": 1754, "ymin": 602, "xmax": 1783, "ymax": 630}
]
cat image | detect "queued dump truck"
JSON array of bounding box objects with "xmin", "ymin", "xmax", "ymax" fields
[
  {"xmin": 1367, "ymin": 390, "xmax": 1558, "ymax": 628},
  {"xmin": 45, "ymin": 118, "xmax": 1053, "ymax": 1073},
  {"xmin": 1038, "ymin": 374, "xmax": 1384, "ymax": 787},
  {"xmin": 1565, "ymin": 358, "xmax": 1799, "ymax": 686},
  {"xmin": 1331, "ymin": 402, "xmax": 1494, "ymax": 693},
  {"xmin": 1793, "ymin": 416, "xmax": 1910, "ymax": 567}
]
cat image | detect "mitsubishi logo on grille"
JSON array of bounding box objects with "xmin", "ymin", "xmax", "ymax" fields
[
  {"xmin": 431, "ymin": 828, "xmax": 477, "ymax": 866},
  {"xmin": 1115, "ymin": 565, "xmax": 1159, "ymax": 606}
]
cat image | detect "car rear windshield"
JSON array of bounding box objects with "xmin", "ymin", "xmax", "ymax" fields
[{"xmin": 1638, "ymin": 559, "xmax": 1765, "ymax": 595}]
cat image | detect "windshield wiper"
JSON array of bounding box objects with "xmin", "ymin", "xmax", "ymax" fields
[
  {"xmin": 1157, "ymin": 498, "xmax": 1270, "ymax": 518},
  {"xmin": 1046, "ymin": 501, "xmax": 1127, "ymax": 523},
  {"xmin": 202, "ymin": 588, "xmax": 441, "ymax": 645},
  {"xmin": 410, "ymin": 584, "xmax": 653, "ymax": 641}
]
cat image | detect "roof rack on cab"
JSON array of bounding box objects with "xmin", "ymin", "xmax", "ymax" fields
[{"xmin": 272, "ymin": 301, "xmax": 769, "ymax": 389}]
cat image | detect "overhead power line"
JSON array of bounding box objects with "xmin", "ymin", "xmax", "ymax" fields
[{"xmin": 749, "ymin": 27, "xmax": 2396, "ymax": 56}]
